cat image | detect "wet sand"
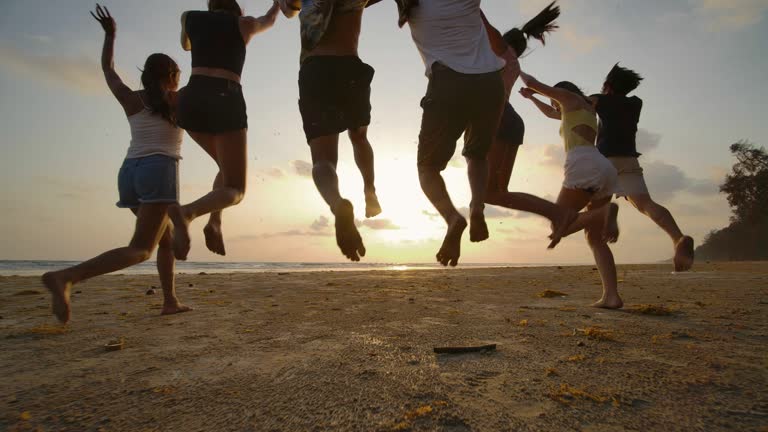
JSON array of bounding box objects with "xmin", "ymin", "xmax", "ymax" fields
[{"xmin": 1, "ymin": 262, "xmax": 767, "ymax": 431}]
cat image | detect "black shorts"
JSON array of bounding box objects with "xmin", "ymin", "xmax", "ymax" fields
[
  {"xmin": 298, "ymin": 55, "xmax": 375, "ymax": 142},
  {"xmin": 417, "ymin": 63, "xmax": 505, "ymax": 170},
  {"xmin": 177, "ymin": 75, "xmax": 247, "ymax": 134},
  {"xmin": 496, "ymin": 102, "xmax": 525, "ymax": 145}
]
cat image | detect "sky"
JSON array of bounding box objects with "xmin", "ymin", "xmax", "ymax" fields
[{"xmin": 0, "ymin": 0, "xmax": 766, "ymax": 264}]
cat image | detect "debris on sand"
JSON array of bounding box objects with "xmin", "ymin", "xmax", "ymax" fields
[
  {"xmin": 13, "ymin": 290, "xmax": 41, "ymax": 296},
  {"xmin": 574, "ymin": 327, "xmax": 615, "ymax": 341},
  {"xmin": 539, "ymin": 290, "xmax": 568, "ymax": 298},
  {"xmin": 546, "ymin": 368, "xmax": 559, "ymax": 377},
  {"xmin": 629, "ymin": 304, "xmax": 675, "ymax": 316},
  {"xmin": 146, "ymin": 288, "xmax": 156, "ymax": 295},
  {"xmin": 566, "ymin": 354, "xmax": 586, "ymax": 362},
  {"xmin": 28, "ymin": 325, "xmax": 68, "ymax": 335},
  {"xmin": 548, "ymin": 383, "xmax": 617, "ymax": 405},
  {"xmin": 519, "ymin": 319, "xmax": 529, "ymax": 327},
  {"xmin": 433, "ymin": 344, "xmax": 496, "ymax": 354}
]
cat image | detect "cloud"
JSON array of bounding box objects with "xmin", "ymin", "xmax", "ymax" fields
[
  {"xmin": 310, "ymin": 216, "xmax": 330, "ymax": 231},
  {"xmin": 560, "ymin": 28, "xmax": 605, "ymax": 55},
  {"xmin": 642, "ymin": 160, "xmax": 719, "ymax": 201},
  {"xmin": 291, "ymin": 160, "xmax": 313, "ymax": 177},
  {"xmin": 692, "ymin": 0, "xmax": 768, "ymax": 31},
  {"xmin": 0, "ymin": 45, "xmax": 104, "ymax": 94},
  {"xmin": 541, "ymin": 144, "xmax": 565, "ymax": 168},
  {"xmin": 265, "ymin": 168, "xmax": 285, "ymax": 178},
  {"xmin": 636, "ymin": 129, "xmax": 662, "ymax": 154},
  {"xmin": 359, "ymin": 219, "xmax": 400, "ymax": 230}
]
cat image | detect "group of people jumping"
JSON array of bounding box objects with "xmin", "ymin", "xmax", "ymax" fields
[{"xmin": 42, "ymin": 0, "xmax": 695, "ymax": 324}]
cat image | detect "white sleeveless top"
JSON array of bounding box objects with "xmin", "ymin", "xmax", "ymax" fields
[
  {"xmin": 407, "ymin": 0, "xmax": 504, "ymax": 77},
  {"xmin": 126, "ymin": 102, "xmax": 183, "ymax": 160}
]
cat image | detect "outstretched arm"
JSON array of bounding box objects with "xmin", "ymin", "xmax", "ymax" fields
[
  {"xmin": 519, "ymin": 71, "xmax": 573, "ymax": 104},
  {"xmin": 276, "ymin": 0, "xmax": 300, "ymax": 19},
  {"xmin": 241, "ymin": 1, "xmax": 280, "ymax": 42},
  {"xmin": 90, "ymin": 4, "xmax": 138, "ymax": 114},
  {"xmin": 180, "ymin": 11, "xmax": 191, "ymax": 51},
  {"xmin": 520, "ymin": 87, "xmax": 561, "ymax": 120},
  {"xmin": 480, "ymin": 10, "xmax": 508, "ymax": 57}
]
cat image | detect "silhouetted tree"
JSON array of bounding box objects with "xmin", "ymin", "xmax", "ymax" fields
[{"xmin": 696, "ymin": 141, "xmax": 768, "ymax": 261}]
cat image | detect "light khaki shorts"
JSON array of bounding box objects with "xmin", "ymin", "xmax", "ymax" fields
[{"xmin": 608, "ymin": 157, "xmax": 649, "ymax": 197}]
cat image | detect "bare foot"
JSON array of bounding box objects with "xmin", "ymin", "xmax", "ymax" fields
[
  {"xmin": 169, "ymin": 205, "xmax": 191, "ymax": 261},
  {"xmin": 42, "ymin": 272, "xmax": 72, "ymax": 324},
  {"xmin": 204, "ymin": 223, "xmax": 226, "ymax": 256},
  {"xmin": 334, "ymin": 199, "xmax": 366, "ymax": 262},
  {"xmin": 547, "ymin": 208, "xmax": 578, "ymax": 249},
  {"xmin": 161, "ymin": 302, "xmax": 193, "ymax": 315},
  {"xmin": 591, "ymin": 295, "xmax": 624, "ymax": 309},
  {"xmin": 602, "ymin": 203, "xmax": 620, "ymax": 243},
  {"xmin": 469, "ymin": 210, "xmax": 489, "ymax": 243},
  {"xmin": 674, "ymin": 235, "xmax": 695, "ymax": 272},
  {"xmin": 437, "ymin": 215, "xmax": 468, "ymax": 267},
  {"xmin": 365, "ymin": 190, "xmax": 382, "ymax": 218}
]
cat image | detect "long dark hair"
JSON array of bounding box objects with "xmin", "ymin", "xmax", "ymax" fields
[
  {"xmin": 554, "ymin": 81, "xmax": 591, "ymax": 104},
  {"xmin": 140, "ymin": 53, "xmax": 179, "ymax": 125},
  {"xmin": 503, "ymin": 2, "xmax": 560, "ymax": 56},
  {"xmin": 605, "ymin": 63, "xmax": 643, "ymax": 95},
  {"xmin": 208, "ymin": 0, "xmax": 243, "ymax": 16}
]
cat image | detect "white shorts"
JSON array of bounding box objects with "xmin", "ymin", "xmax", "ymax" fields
[
  {"xmin": 563, "ymin": 146, "xmax": 618, "ymax": 201},
  {"xmin": 608, "ymin": 157, "xmax": 650, "ymax": 197}
]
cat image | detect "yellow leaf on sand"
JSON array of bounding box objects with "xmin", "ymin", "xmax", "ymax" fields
[
  {"xmin": 20, "ymin": 411, "xmax": 31, "ymax": 421},
  {"xmin": 519, "ymin": 319, "xmax": 529, "ymax": 327}
]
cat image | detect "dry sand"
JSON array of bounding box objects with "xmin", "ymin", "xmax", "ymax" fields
[{"xmin": 1, "ymin": 262, "xmax": 767, "ymax": 432}]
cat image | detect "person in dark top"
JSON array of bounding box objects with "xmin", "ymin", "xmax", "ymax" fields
[
  {"xmin": 592, "ymin": 63, "xmax": 694, "ymax": 272},
  {"xmin": 169, "ymin": 0, "xmax": 280, "ymax": 261},
  {"xmin": 481, "ymin": 3, "xmax": 579, "ymax": 249},
  {"xmin": 276, "ymin": 0, "xmax": 383, "ymax": 263}
]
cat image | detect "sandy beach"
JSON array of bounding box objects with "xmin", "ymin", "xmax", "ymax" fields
[{"xmin": 1, "ymin": 262, "xmax": 767, "ymax": 431}]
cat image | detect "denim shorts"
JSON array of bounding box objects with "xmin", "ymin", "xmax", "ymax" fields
[{"xmin": 116, "ymin": 154, "xmax": 179, "ymax": 209}]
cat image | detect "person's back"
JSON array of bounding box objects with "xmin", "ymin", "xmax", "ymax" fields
[
  {"xmin": 185, "ymin": 10, "xmax": 246, "ymax": 76},
  {"xmin": 126, "ymin": 96, "xmax": 183, "ymax": 161},
  {"xmin": 300, "ymin": 0, "xmax": 367, "ymax": 59},
  {"xmin": 595, "ymin": 94, "xmax": 642, "ymax": 157},
  {"xmin": 407, "ymin": 0, "xmax": 503, "ymax": 76}
]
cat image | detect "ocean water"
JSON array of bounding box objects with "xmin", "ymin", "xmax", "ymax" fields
[{"xmin": 0, "ymin": 260, "xmax": 540, "ymax": 277}]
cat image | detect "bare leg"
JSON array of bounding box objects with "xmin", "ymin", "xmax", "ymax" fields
[
  {"xmin": 157, "ymin": 227, "xmax": 191, "ymax": 315},
  {"xmin": 204, "ymin": 172, "xmax": 226, "ymax": 256},
  {"xmin": 348, "ymin": 127, "xmax": 381, "ymax": 218},
  {"xmin": 556, "ymin": 189, "xmax": 622, "ymax": 309},
  {"xmin": 485, "ymin": 140, "xmax": 577, "ymax": 247},
  {"xmin": 627, "ymin": 193, "xmax": 693, "ymax": 271},
  {"xmin": 310, "ymin": 134, "xmax": 365, "ymax": 261},
  {"xmin": 170, "ymin": 129, "xmax": 247, "ymax": 260},
  {"xmin": 467, "ymin": 157, "xmax": 489, "ymax": 242},
  {"xmin": 418, "ymin": 165, "xmax": 467, "ymax": 267},
  {"xmin": 42, "ymin": 204, "xmax": 170, "ymax": 323}
]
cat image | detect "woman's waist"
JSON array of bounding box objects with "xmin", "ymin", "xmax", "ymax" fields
[{"xmin": 190, "ymin": 68, "xmax": 241, "ymax": 84}]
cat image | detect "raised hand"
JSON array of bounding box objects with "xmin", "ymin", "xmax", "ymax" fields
[
  {"xmin": 90, "ymin": 3, "xmax": 116, "ymax": 35},
  {"xmin": 519, "ymin": 87, "xmax": 536, "ymax": 99}
]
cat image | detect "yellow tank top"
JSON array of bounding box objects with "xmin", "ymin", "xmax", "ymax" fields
[{"xmin": 559, "ymin": 108, "xmax": 598, "ymax": 152}]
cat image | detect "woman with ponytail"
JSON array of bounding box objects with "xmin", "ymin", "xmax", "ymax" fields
[
  {"xmin": 480, "ymin": 2, "xmax": 578, "ymax": 247},
  {"xmin": 517, "ymin": 67, "xmax": 624, "ymax": 308},
  {"xmin": 171, "ymin": 0, "xmax": 281, "ymax": 260},
  {"xmin": 42, "ymin": 5, "xmax": 190, "ymax": 323}
]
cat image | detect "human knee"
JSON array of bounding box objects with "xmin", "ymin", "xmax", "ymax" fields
[
  {"xmin": 584, "ymin": 226, "xmax": 604, "ymax": 246},
  {"xmin": 131, "ymin": 247, "xmax": 154, "ymax": 263},
  {"xmin": 347, "ymin": 128, "xmax": 369, "ymax": 146},
  {"xmin": 228, "ymin": 186, "xmax": 245, "ymax": 205}
]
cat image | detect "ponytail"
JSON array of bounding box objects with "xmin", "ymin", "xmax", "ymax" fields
[{"xmin": 503, "ymin": 1, "xmax": 560, "ymax": 56}]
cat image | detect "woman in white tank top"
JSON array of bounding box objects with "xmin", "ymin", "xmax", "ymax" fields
[{"xmin": 42, "ymin": 5, "xmax": 191, "ymax": 323}]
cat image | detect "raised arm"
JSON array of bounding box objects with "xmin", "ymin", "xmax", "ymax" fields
[
  {"xmin": 520, "ymin": 87, "xmax": 561, "ymax": 120},
  {"xmin": 240, "ymin": 1, "xmax": 280, "ymax": 42},
  {"xmin": 277, "ymin": 0, "xmax": 300, "ymax": 18},
  {"xmin": 90, "ymin": 4, "xmax": 140, "ymax": 115},
  {"xmin": 519, "ymin": 70, "xmax": 574, "ymax": 106},
  {"xmin": 480, "ymin": 10, "xmax": 508, "ymax": 57},
  {"xmin": 180, "ymin": 11, "xmax": 191, "ymax": 51}
]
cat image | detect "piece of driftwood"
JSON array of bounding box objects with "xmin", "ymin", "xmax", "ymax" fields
[{"xmin": 433, "ymin": 344, "xmax": 496, "ymax": 354}]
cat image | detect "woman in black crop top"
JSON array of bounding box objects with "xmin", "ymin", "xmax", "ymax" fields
[{"xmin": 170, "ymin": 0, "xmax": 280, "ymax": 261}]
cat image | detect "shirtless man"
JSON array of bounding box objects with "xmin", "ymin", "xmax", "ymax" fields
[
  {"xmin": 591, "ymin": 64, "xmax": 694, "ymax": 271},
  {"xmin": 277, "ymin": 0, "xmax": 382, "ymax": 262},
  {"xmin": 401, "ymin": 0, "xmax": 506, "ymax": 266}
]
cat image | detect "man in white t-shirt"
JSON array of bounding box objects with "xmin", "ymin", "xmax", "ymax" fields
[{"xmin": 404, "ymin": 0, "xmax": 506, "ymax": 267}]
